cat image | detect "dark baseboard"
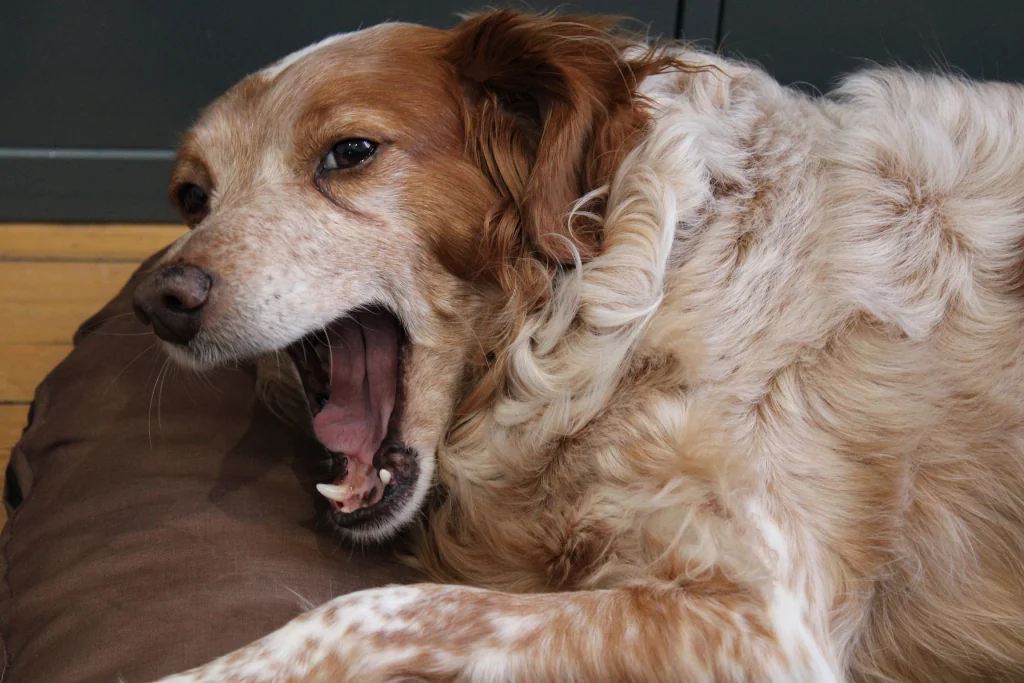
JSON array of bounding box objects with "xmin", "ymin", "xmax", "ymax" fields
[{"xmin": 0, "ymin": 152, "xmax": 177, "ymax": 223}]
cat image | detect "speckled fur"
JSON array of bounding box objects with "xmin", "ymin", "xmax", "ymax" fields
[{"xmin": 151, "ymin": 11, "xmax": 1024, "ymax": 683}]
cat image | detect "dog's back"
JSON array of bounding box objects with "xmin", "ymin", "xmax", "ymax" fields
[{"xmin": 640, "ymin": 60, "xmax": 1024, "ymax": 680}]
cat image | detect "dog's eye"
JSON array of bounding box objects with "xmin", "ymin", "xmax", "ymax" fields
[
  {"xmin": 323, "ymin": 139, "xmax": 378, "ymax": 171},
  {"xmin": 177, "ymin": 183, "xmax": 209, "ymax": 221}
]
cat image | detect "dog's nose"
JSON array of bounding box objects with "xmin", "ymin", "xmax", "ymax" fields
[{"xmin": 132, "ymin": 263, "xmax": 213, "ymax": 345}]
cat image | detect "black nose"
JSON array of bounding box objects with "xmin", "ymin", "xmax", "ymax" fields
[{"xmin": 132, "ymin": 263, "xmax": 213, "ymax": 345}]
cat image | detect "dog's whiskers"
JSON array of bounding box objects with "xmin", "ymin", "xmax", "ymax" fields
[
  {"xmin": 148, "ymin": 356, "xmax": 172, "ymax": 449},
  {"xmin": 103, "ymin": 342, "xmax": 159, "ymax": 398}
]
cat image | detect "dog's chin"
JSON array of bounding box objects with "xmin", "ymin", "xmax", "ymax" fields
[
  {"xmin": 283, "ymin": 304, "xmax": 429, "ymax": 542},
  {"xmin": 321, "ymin": 447, "xmax": 435, "ymax": 544}
]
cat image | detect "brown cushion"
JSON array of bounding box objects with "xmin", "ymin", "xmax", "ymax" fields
[{"xmin": 0, "ymin": 253, "xmax": 419, "ymax": 683}]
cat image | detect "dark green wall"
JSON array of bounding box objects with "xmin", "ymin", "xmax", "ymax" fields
[
  {"xmin": 716, "ymin": 0, "xmax": 1023, "ymax": 93},
  {"xmin": 2, "ymin": 0, "xmax": 1021, "ymax": 221}
]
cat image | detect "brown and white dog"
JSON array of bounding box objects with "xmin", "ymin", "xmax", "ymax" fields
[{"xmin": 132, "ymin": 10, "xmax": 1024, "ymax": 682}]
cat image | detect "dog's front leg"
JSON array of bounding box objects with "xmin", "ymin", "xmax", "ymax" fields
[{"xmin": 154, "ymin": 582, "xmax": 839, "ymax": 682}]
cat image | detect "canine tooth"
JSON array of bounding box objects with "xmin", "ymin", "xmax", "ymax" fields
[
  {"xmin": 316, "ymin": 483, "xmax": 351, "ymax": 502},
  {"xmin": 379, "ymin": 469, "xmax": 392, "ymax": 486}
]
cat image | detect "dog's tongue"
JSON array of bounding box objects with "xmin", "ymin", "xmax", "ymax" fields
[{"xmin": 312, "ymin": 311, "xmax": 399, "ymax": 467}]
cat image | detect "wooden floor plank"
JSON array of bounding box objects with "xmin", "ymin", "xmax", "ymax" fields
[
  {"xmin": 0, "ymin": 262, "xmax": 140, "ymax": 343},
  {"xmin": 0, "ymin": 224, "xmax": 185, "ymax": 261},
  {"xmin": 0, "ymin": 224, "xmax": 178, "ymax": 527},
  {"xmin": 0, "ymin": 344, "xmax": 72, "ymax": 402},
  {"xmin": 1, "ymin": 261, "xmax": 140, "ymax": 302}
]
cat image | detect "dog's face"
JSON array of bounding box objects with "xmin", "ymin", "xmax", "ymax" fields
[
  {"xmin": 133, "ymin": 11, "xmax": 669, "ymax": 541},
  {"xmin": 144, "ymin": 23, "xmax": 490, "ymax": 541}
]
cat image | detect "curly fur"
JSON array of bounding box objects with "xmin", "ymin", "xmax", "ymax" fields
[
  {"xmin": 154, "ymin": 11, "xmax": 1024, "ymax": 682},
  {"xmin": 424, "ymin": 23, "xmax": 1024, "ymax": 681}
]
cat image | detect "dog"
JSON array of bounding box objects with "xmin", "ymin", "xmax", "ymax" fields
[{"xmin": 131, "ymin": 10, "xmax": 1024, "ymax": 682}]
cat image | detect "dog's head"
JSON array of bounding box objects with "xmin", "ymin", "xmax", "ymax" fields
[{"xmin": 132, "ymin": 10, "xmax": 675, "ymax": 540}]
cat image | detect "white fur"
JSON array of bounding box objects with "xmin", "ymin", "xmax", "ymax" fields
[{"xmin": 259, "ymin": 32, "xmax": 352, "ymax": 79}]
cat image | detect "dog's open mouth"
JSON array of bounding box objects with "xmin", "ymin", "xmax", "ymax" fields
[{"xmin": 286, "ymin": 306, "xmax": 417, "ymax": 527}]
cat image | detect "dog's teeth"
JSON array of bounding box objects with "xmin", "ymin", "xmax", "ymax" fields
[
  {"xmin": 316, "ymin": 483, "xmax": 350, "ymax": 502},
  {"xmin": 379, "ymin": 469, "xmax": 392, "ymax": 486}
]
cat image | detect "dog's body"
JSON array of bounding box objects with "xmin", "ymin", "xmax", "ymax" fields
[{"xmin": 139, "ymin": 12, "xmax": 1024, "ymax": 682}]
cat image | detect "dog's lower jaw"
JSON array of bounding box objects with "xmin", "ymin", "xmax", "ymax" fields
[
  {"xmin": 253, "ymin": 352, "xmax": 437, "ymax": 543},
  {"xmin": 336, "ymin": 447, "xmax": 435, "ymax": 543}
]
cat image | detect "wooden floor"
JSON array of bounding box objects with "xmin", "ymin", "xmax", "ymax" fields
[{"xmin": 0, "ymin": 224, "xmax": 186, "ymax": 521}]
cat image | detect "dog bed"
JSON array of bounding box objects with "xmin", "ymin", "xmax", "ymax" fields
[{"xmin": 0, "ymin": 252, "xmax": 419, "ymax": 682}]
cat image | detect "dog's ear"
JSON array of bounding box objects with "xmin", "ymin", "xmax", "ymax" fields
[{"xmin": 445, "ymin": 10, "xmax": 673, "ymax": 265}]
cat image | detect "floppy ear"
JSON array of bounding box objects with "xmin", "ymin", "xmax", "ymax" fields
[{"xmin": 445, "ymin": 10, "xmax": 675, "ymax": 265}]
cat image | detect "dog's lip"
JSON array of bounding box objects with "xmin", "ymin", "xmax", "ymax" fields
[{"xmin": 321, "ymin": 444, "xmax": 420, "ymax": 529}]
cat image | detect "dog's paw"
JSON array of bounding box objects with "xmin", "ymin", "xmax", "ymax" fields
[{"xmin": 151, "ymin": 585, "xmax": 480, "ymax": 683}]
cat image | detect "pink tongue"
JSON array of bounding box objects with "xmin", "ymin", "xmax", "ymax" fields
[{"xmin": 312, "ymin": 311, "xmax": 399, "ymax": 467}]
